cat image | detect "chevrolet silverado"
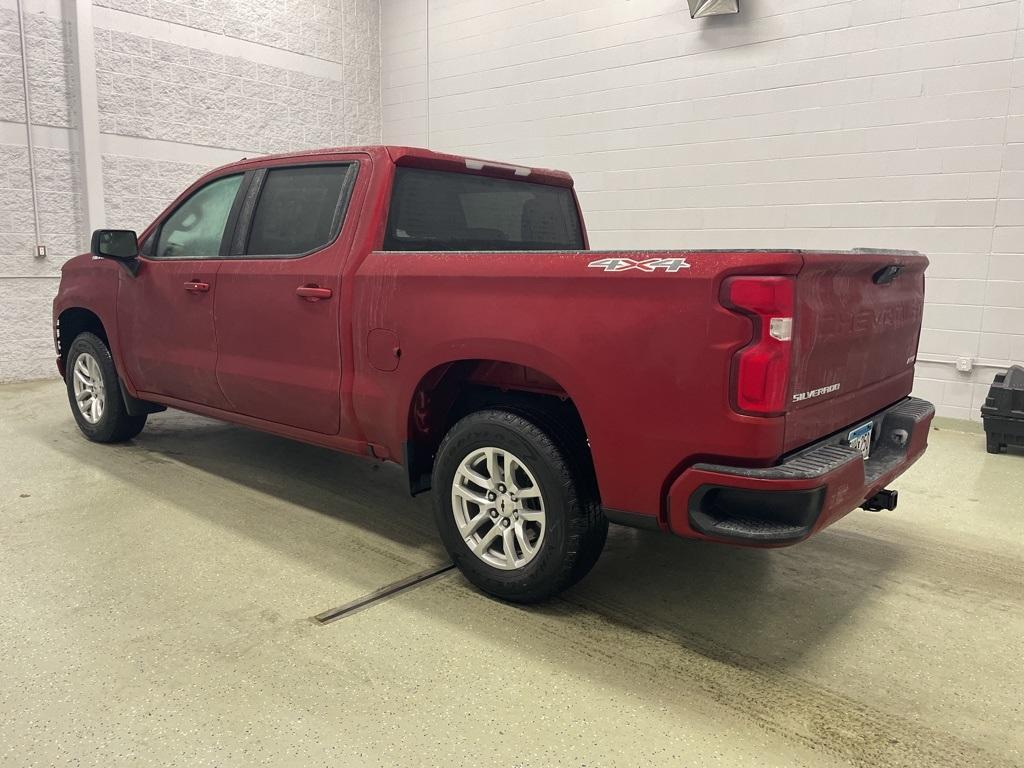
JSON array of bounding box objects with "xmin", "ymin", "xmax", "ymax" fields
[{"xmin": 53, "ymin": 146, "xmax": 934, "ymax": 601}]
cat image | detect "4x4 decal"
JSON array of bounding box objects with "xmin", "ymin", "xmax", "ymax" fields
[{"xmin": 588, "ymin": 257, "xmax": 691, "ymax": 273}]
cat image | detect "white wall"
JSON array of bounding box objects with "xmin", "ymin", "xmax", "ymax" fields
[
  {"xmin": 0, "ymin": 0, "xmax": 381, "ymax": 381},
  {"xmin": 382, "ymin": 0, "xmax": 1024, "ymax": 421},
  {"xmin": 4, "ymin": 0, "xmax": 1023, "ymax": 421}
]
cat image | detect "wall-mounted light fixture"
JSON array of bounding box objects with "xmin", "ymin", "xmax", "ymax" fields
[{"xmin": 688, "ymin": 0, "xmax": 739, "ymax": 18}]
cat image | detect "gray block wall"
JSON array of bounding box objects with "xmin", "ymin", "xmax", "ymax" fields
[
  {"xmin": 1, "ymin": 7, "xmax": 81, "ymax": 381},
  {"xmin": 102, "ymin": 155, "xmax": 209, "ymax": 233},
  {"xmin": 9, "ymin": 0, "xmax": 1022, "ymax": 423},
  {"xmin": 1, "ymin": 0, "xmax": 381, "ymax": 382},
  {"xmin": 0, "ymin": 8, "xmax": 75, "ymax": 128}
]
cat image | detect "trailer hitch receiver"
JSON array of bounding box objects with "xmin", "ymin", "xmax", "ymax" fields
[{"xmin": 861, "ymin": 488, "xmax": 898, "ymax": 512}]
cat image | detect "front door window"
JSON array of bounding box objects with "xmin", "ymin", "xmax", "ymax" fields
[{"xmin": 155, "ymin": 174, "xmax": 243, "ymax": 259}]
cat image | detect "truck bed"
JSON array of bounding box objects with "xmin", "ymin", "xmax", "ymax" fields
[{"xmin": 352, "ymin": 246, "xmax": 927, "ymax": 525}]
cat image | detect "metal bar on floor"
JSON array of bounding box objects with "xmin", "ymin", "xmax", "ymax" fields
[{"xmin": 313, "ymin": 562, "xmax": 456, "ymax": 625}]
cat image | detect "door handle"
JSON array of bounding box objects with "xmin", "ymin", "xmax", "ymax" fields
[
  {"xmin": 296, "ymin": 285, "xmax": 332, "ymax": 301},
  {"xmin": 184, "ymin": 281, "xmax": 210, "ymax": 293}
]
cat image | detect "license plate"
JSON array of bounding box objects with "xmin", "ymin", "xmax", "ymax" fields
[{"xmin": 847, "ymin": 422, "xmax": 873, "ymax": 460}]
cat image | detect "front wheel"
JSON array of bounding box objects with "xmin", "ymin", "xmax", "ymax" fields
[
  {"xmin": 431, "ymin": 409, "xmax": 607, "ymax": 603},
  {"xmin": 65, "ymin": 332, "xmax": 147, "ymax": 443}
]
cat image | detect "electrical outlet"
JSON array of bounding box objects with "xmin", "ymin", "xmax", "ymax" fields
[
  {"xmin": 955, "ymin": 356, "xmax": 973, "ymax": 373},
  {"xmin": 36, "ymin": 244, "xmax": 46, "ymax": 258}
]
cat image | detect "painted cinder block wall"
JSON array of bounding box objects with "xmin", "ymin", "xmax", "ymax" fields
[
  {"xmin": 4, "ymin": 0, "xmax": 1023, "ymax": 424},
  {"xmin": 0, "ymin": 3, "xmax": 80, "ymax": 381},
  {"xmin": 0, "ymin": 0, "xmax": 381, "ymax": 381},
  {"xmin": 382, "ymin": 0, "xmax": 1024, "ymax": 421}
]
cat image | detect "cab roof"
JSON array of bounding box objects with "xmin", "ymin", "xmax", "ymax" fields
[{"xmin": 207, "ymin": 145, "xmax": 575, "ymax": 188}]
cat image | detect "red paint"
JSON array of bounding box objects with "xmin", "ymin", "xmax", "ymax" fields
[
  {"xmin": 53, "ymin": 146, "xmax": 932, "ymax": 546},
  {"xmin": 116, "ymin": 260, "xmax": 229, "ymax": 409}
]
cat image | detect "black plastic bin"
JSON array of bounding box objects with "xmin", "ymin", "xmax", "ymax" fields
[{"xmin": 980, "ymin": 365, "xmax": 1024, "ymax": 454}]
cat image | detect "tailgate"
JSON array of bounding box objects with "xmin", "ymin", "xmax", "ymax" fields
[{"xmin": 784, "ymin": 249, "xmax": 928, "ymax": 452}]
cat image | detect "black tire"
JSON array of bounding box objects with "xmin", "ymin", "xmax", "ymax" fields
[
  {"xmin": 432, "ymin": 409, "xmax": 607, "ymax": 603},
  {"xmin": 65, "ymin": 332, "xmax": 147, "ymax": 443}
]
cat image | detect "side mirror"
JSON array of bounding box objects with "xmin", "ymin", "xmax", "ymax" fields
[
  {"xmin": 91, "ymin": 229, "xmax": 140, "ymax": 275},
  {"xmin": 91, "ymin": 229, "xmax": 139, "ymax": 260}
]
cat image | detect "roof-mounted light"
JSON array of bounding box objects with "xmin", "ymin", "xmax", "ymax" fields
[
  {"xmin": 688, "ymin": 0, "xmax": 739, "ymax": 18},
  {"xmin": 464, "ymin": 158, "xmax": 531, "ymax": 176}
]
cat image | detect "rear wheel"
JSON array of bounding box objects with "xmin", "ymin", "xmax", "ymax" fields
[
  {"xmin": 65, "ymin": 332, "xmax": 147, "ymax": 443},
  {"xmin": 432, "ymin": 409, "xmax": 607, "ymax": 603}
]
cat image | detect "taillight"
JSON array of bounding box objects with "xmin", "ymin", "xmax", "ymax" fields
[{"xmin": 722, "ymin": 276, "xmax": 795, "ymax": 416}]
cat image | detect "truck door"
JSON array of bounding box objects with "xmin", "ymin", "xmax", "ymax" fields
[
  {"xmin": 213, "ymin": 161, "xmax": 361, "ymax": 435},
  {"xmin": 116, "ymin": 172, "xmax": 245, "ymax": 408}
]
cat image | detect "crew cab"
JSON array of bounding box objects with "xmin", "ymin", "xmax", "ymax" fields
[{"xmin": 53, "ymin": 146, "xmax": 934, "ymax": 602}]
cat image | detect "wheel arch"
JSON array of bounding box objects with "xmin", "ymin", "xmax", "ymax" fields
[
  {"xmin": 56, "ymin": 306, "xmax": 160, "ymax": 416},
  {"xmin": 403, "ymin": 358, "xmax": 597, "ymax": 500},
  {"xmin": 56, "ymin": 307, "xmax": 109, "ymax": 373}
]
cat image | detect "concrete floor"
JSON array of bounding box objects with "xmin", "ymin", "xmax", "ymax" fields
[{"xmin": 1, "ymin": 380, "xmax": 1022, "ymax": 768}]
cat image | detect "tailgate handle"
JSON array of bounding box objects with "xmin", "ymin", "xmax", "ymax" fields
[{"xmin": 873, "ymin": 265, "xmax": 904, "ymax": 285}]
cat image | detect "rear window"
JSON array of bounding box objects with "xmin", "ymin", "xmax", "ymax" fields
[{"xmin": 383, "ymin": 167, "xmax": 584, "ymax": 251}]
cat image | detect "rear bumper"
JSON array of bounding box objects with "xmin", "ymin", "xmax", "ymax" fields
[{"xmin": 667, "ymin": 397, "xmax": 935, "ymax": 545}]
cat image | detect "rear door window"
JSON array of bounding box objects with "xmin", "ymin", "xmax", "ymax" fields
[
  {"xmin": 384, "ymin": 167, "xmax": 584, "ymax": 251},
  {"xmin": 245, "ymin": 164, "xmax": 356, "ymax": 257}
]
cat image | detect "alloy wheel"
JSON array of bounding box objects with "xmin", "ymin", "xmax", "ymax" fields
[
  {"xmin": 72, "ymin": 352, "xmax": 106, "ymax": 424},
  {"xmin": 450, "ymin": 446, "xmax": 547, "ymax": 570}
]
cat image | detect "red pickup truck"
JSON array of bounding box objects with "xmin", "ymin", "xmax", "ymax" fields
[{"xmin": 53, "ymin": 145, "xmax": 934, "ymax": 602}]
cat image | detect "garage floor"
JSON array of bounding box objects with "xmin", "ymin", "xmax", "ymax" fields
[{"xmin": 1, "ymin": 381, "xmax": 1021, "ymax": 767}]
